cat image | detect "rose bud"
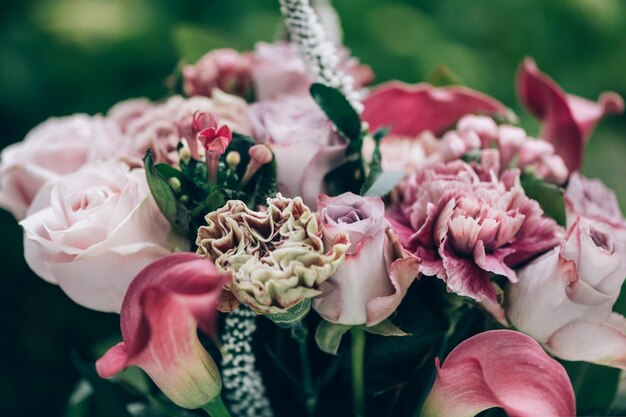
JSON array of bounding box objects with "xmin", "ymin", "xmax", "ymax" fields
[
  {"xmin": 517, "ymin": 58, "xmax": 624, "ymax": 172},
  {"xmin": 313, "ymin": 193, "xmax": 419, "ymax": 326},
  {"xmin": 421, "ymin": 330, "xmax": 575, "ymax": 417},
  {"xmin": 241, "ymin": 144, "xmax": 273, "ymax": 186},
  {"xmin": 196, "ymin": 194, "xmax": 349, "ymax": 314},
  {"xmin": 19, "ymin": 161, "xmax": 176, "ymax": 312},
  {"xmin": 96, "ymin": 253, "xmax": 230, "ymax": 410},
  {"xmin": 506, "ymin": 215, "xmax": 626, "ymax": 368},
  {"xmin": 182, "ymin": 49, "xmax": 253, "ymax": 99}
]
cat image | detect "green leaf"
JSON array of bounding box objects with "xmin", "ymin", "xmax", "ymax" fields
[
  {"xmin": 315, "ymin": 321, "xmax": 352, "ymax": 355},
  {"xmin": 266, "ymin": 299, "xmax": 312, "ymax": 328},
  {"xmin": 424, "ymin": 64, "xmax": 463, "ymax": 86},
  {"xmin": 310, "ymin": 83, "xmax": 362, "ymax": 141},
  {"xmin": 520, "ymin": 171, "xmax": 567, "ymax": 226},
  {"xmin": 64, "ymin": 380, "xmax": 94, "ymax": 417},
  {"xmin": 251, "ymin": 156, "xmax": 277, "ymax": 206},
  {"xmin": 144, "ymin": 150, "xmax": 191, "ymax": 235},
  {"xmin": 171, "ymin": 24, "xmax": 243, "ymax": 63},
  {"xmin": 71, "ymin": 353, "xmax": 134, "ymax": 417},
  {"xmin": 362, "ymin": 170, "xmax": 404, "ymax": 197},
  {"xmin": 364, "ymin": 319, "xmax": 408, "ymax": 337},
  {"xmin": 563, "ymin": 361, "xmax": 620, "ymax": 415}
]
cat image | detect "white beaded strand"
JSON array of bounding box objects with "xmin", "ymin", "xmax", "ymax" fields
[
  {"xmin": 279, "ymin": 0, "xmax": 363, "ymax": 112},
  {"xmin": 221, "ymin": 307, "xmax": 274, "ymax": 417}
]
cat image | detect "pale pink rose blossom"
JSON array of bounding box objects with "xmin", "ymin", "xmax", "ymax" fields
[
  {"xmin": 313, "ymin": 193, "xmax": 419, "ymax": 326},
  {"xmin": 251, "ymin": 41, "xmax": 373, "ymax": 101},
  {"xmin": 565, "ymin": 172, "xmax": 626, "ymax": 229},
  {"xmin": 20, "ymin": 161, "xmax": 176, "ymax": 313},
  {"xmin": 248, "ymin": 95, "xmax": 347, "ymax": 208},
  {"xmin": 107, "ymin": 92, "xmax": 251, "ymax": 164},
  {"xmin": 518, "ymin": 58, "xmax": 624, "ymax": 172},
  {"xmin": 182, "ymin": 49, "xmax": 253, "ymax": 98},
  {"xmin": 506, "ymin": 215, "xmax": 626, "ymax": 369},
  {"xmin": 0, "ymin": 114, "xmax": 129, "ymax": 220},
  {"xmin": 97, "ymin": 253, "xmax": 229, "ymax": 409},
  {"xmin": 388, "ymin": 161, "xmax": 563, "ymax": 302},
  {"xmin": 421, "ymin": 330, "xmax": 575, "ymax": 417}
]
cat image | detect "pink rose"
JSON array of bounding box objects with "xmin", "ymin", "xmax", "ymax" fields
[
  {"xmin": 108, "ymin": 93, "xmax": 251, "ymax": 164},
  {"xmin": 506, "ymin": 215, "xmax": 626, "ymax": 368},
  {"xmin": 182, "ymin": 49, "xmax": 253, "ymax": 98},
  {"xmin": 388, "ymin": 161, "xmax": 563, "ymax": 302},
  {"xmin": 313, "ymin": 193, "xmax": 419, "ymax": 326},
  {"xmin": 421, "ymin": 330, "xmax": 575, "ymax": 417},
  {"xmin": 0, "ymin": 114, "xmax": 128, "ymax": 220},
  {"xmin": 20, "ymin": 161, "xmax": 177, "ymax": 312},
  {"xmin": 517, "ymin": 58, "xmax": 624, "ymax": 172},
  {"xmin": 250, "ymin": 41, "xmax": 373, "ymax": 101},
  {"xmin": 565, "ymin": 172, "xmax": 626, "ymax": 229},
  {"xmin": 97, "ymin": 253, "xmax": 229, "ymax": 409},
  {"xmin": 248, "ymin": 95, "xmax": 347, "ymax": 208}
]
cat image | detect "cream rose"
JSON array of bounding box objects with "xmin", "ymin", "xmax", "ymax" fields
[{"xmin": 20, "ymin": 161, "xmax": 178, "ymax": 312}]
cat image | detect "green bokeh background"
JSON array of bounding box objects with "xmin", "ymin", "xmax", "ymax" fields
[{"xmin": 0, "ymin": 0, "xmax": 625, "ymax": 416}]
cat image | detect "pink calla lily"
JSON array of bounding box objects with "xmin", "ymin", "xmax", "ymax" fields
[
  {"xmin": 362, "ymin": 81, "xmax": 511, "ymax": 137},
  {"xmin": 96, "ymin": 253, "xmax": 230, "ymax": 409},
  {"xmin": 517, "ymin": 58, "xmax": 624, "ymax": 172},
  {"xmin": 421, "ymin": 330, "xmax": 576, "ymax": 417}
]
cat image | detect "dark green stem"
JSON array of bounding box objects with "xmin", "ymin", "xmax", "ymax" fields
[
  {"xmin": 201, "ymin": 395, "xmax": 232, "ymax": 417},
  {"xmin": 291, "ymin": 320, "xmax": 316, "ymax": 417},
  {"xmin": 351, "ymin": 326, "xmax": 366, "ymax": 417}
]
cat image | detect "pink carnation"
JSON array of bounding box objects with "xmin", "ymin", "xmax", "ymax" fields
[
  {"xmin": 440, "ymin": 115, "xmax": 569, "ymax": 184},
  {"xmin": 388, "ymin": 161, "xmax": 563, "ymax": 301}
]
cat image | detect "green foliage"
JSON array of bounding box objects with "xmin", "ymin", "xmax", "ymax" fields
[
  {"xmin": 520, "ymin": 171, "xmax": 567, "ymax": 226},
  {"xmin": 360, "ymin": 128, "xmax": 403, "ymax": 198},
  {"xmin": 424, "ymin": 64, "xmax": 463, "ymax": 86},
  {"xmin": 309, "ymin": 83, "xmax": 362, "ymax": 142},
  {"xmin": 563, "ymin": 361, "xmax": 620, "ymax": 415},
  {"xmin": 315, "ymin": 321, "xmax": 352, "ymax": 355},
  {"xmin": 144, "ymin": 150, "xmax": 192, "ymax": 235},
  {"xmin": 267, "ymin": 299, "xmax": 312, "ymax": 328}
]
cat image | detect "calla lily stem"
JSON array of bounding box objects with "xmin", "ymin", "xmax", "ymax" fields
[
  {"xmin": 351, "ymin": 326, "xmax": 366, "ymax": 417},
  {"xmin": 201, "ymin": 395, "xmax": 232, "ymax": 417}
]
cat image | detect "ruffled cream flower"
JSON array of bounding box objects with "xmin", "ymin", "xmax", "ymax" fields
[{"xmin": 196, "ymin": 194, "xmax": 348, "ymax": 314}]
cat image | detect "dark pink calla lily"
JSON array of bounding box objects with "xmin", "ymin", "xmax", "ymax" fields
[
  {"xmin": 362, "ymin": 81, "xmax": 511, "ymax": 137},
  {"xmin": 421, "ymin": 330, "xmax": 576, "ymax": 417},
  {"xmin": 96, "ymin": 253, "xmax": 230, "ymax": 409},
  {"xmin": 517, "ymin": 58, "xmax": 624, "ymax": 172}
]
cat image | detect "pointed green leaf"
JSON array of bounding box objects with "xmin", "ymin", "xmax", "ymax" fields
[
  {"xmin": 266, "ymin": 299, "xmax": 312, "ymax": 328},
  {"xmin": 144, "ymin": 150, "xmax": 191, "ymax": 235},
  {"xmin": 563, "ymin": 360, "xmax": 620, "ymax": 415},
  {"xmin": 362, "ymin": 171, "xmax": 404, "ymax": 197},
  {"xmin": 365, "ymin": 319, "xmax": 409, "ymax": 337},
  {"xmin": 310, "ymin": 83, "xmax": 362, "ymax": 141},
  {"xmin": 520, "ymin": 171, "xmax": 566, "ymax": 226},
  {"xmin": 424, "ymin": 64, "xmax": 463, "ymax": 87},
  {"xmin": 315, "ymin": 320, "xmax": 352, "ymax": 355}
]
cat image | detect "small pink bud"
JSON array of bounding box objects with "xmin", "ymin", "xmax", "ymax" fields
[
  {"xmin": 241, "ymin": 145, "xmax": 273, "ymax": 185},
  {"xmin": 198, "ymin": 124, "xmax": 232, "ymax": 156},
  {"xmin": 177, "ymin": 112, "xmax": 219, "ymax": 160}
]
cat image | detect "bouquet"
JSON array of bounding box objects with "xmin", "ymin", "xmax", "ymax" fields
[{"xmin": 2, "ymin": 1, "xmax": 625, "ymax": 416}]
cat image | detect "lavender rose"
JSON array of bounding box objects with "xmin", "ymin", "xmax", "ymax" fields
[
  {"xmin": 248, "ymin": 95, "xmax": 348, "ymax": 208},
  {"xmin": 313, "ymin": 193, "xmax": 419, "ymax": 326}
]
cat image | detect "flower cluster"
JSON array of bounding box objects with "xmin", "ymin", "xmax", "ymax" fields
[{"xmin": 3, "ymin": 3, "xmax": 626, "ymax": 417}]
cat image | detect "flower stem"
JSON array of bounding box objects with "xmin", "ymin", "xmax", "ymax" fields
[
  {"xmin": 351, "ymin": 326, "xmax": 366, "ymax": 417},
  {"xmin": 291, "ymin": 320, "xmax": 316, "ymax": 416},
  {"xmin": 206, "ymin": 155, "xmax": 219, "ymax": 185},
  {"xmin": 201, "ymin": 395, "xmax": 232, "ymax": 417}
]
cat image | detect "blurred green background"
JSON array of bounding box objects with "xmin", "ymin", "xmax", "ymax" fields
[{"xmin": 1, "ymin": 0, "xmax": 625, "ymax": 416}]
